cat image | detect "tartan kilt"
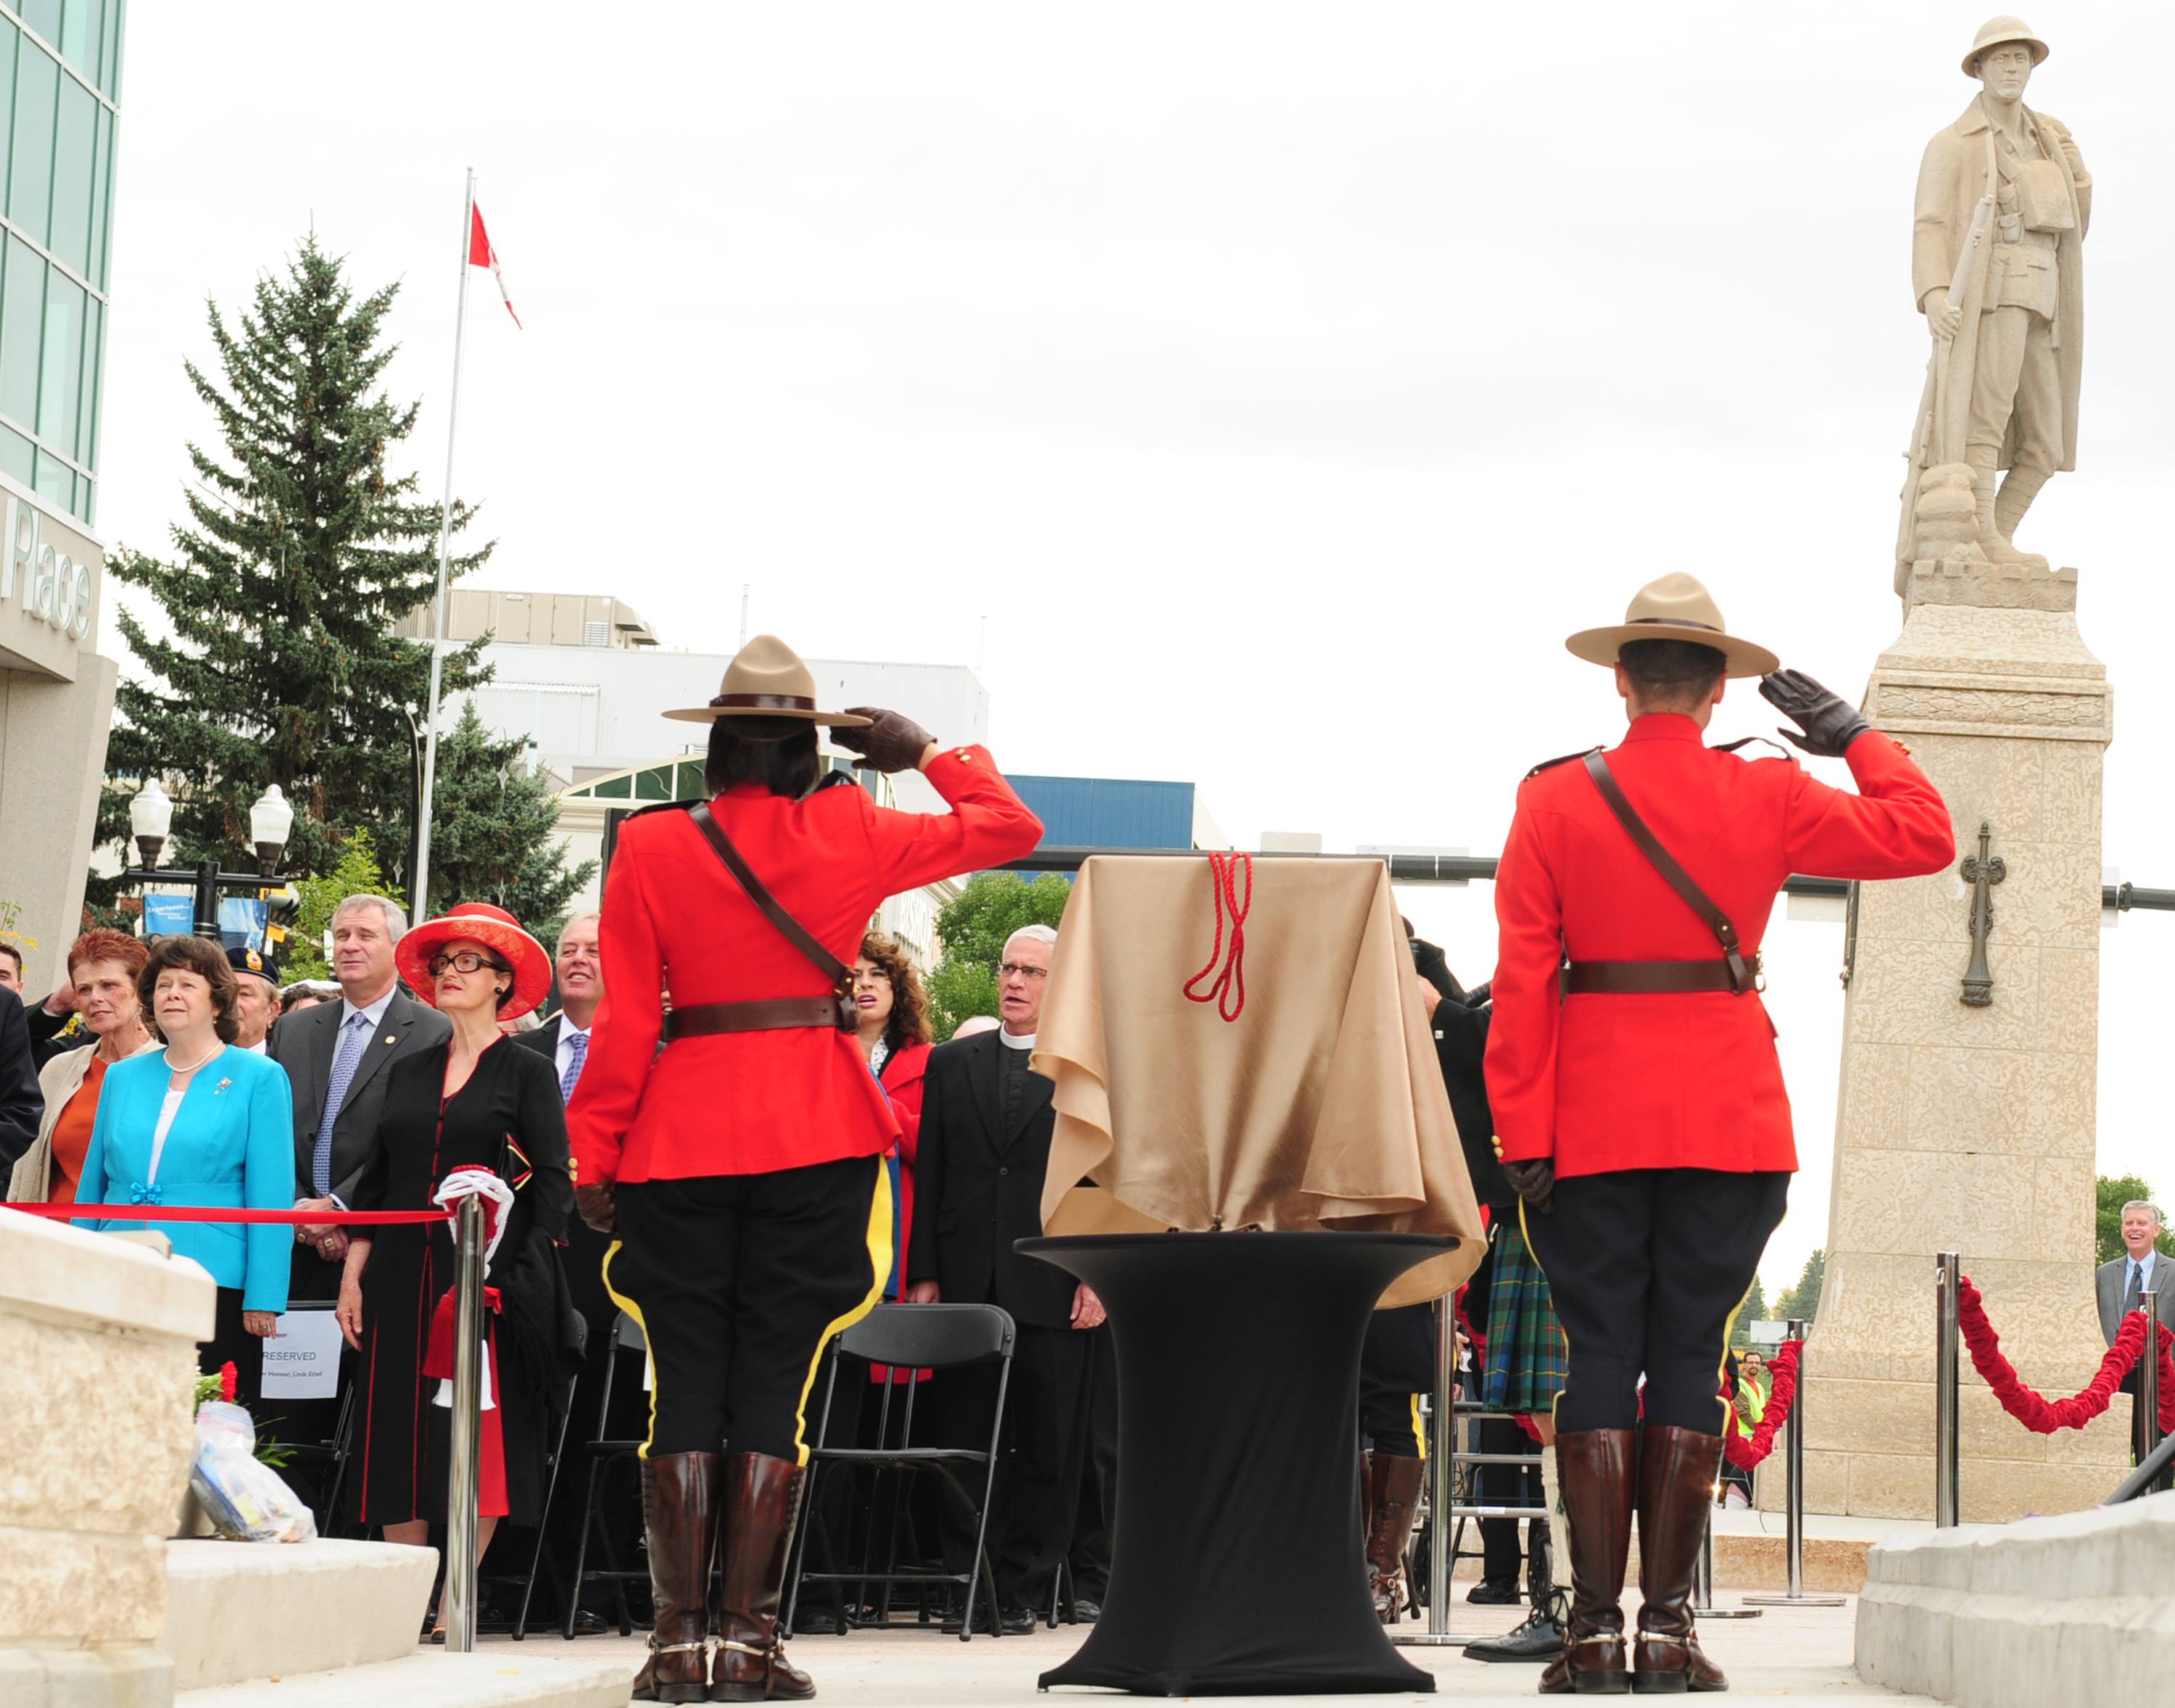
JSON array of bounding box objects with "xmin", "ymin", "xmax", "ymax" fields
[{"xmin": 1480, "ymin": 1222, "xmax": 1567, "ymax": 1415}]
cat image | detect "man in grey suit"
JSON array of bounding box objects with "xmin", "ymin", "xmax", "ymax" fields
[
  {"xmin": 2097, "ymin": 1201, "xmax": 2167, "ymax": 1413},
  {"xmin": 270, "ymin": 894, "xmax": 451, "ymax": 1303}
]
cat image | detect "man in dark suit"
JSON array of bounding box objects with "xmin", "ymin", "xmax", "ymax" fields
[
  {"xmin": 271, "ymin": 894, "xmax": 452, "ymax": 1298},
  {"xmin": 0, "ymin": 984, "xmax": 44, "ymax": 1168},
  {"xmin": 907, "ymin": 924, "xmax": 1102, "ymax": 1631},
  {"xmin": 265, "ymin": 894, "xmax": 450, "ymax": 1509}
]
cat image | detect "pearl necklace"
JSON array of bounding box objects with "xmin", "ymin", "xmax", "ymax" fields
[{"xmin": 164, "ymin": 1041, "xmax": 223, "ymax": 1076}]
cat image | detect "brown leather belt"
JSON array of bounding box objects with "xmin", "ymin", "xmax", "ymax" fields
[
  {"xmin": 663, "ymin": 997, "xmax": 845, "ymax": 1040},
  {"xmin": 1562, "ymin": 955, "xmax": 1763, "ymax": 996}
]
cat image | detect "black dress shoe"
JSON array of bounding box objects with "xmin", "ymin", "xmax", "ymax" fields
[
  {"xmin": 1068, "ymin": 1598, "xmax": 1102, "ymax": 1624},
  {"xmin": 1467, "ymin": 1575, "xmax": 1522, "ymax": 1605},
  {"xmin": 941, "ymin": 1601, "xmax": 1015, "ymax": 1636},
  {"xmin": 1464, "ymin": 1606, "xmax": 1565, "ymax": 1663}
]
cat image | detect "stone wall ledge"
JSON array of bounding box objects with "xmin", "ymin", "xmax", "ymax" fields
[
  {"xmin": 1856, "ymin": 1501, "xmax": 2175, "ymax": 1704},
  {"xmin": 0, "ymin": 1215, "xmax": 215, "ymax": 1343}
]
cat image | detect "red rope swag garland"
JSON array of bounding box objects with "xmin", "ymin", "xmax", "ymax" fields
[
  {"xmin": 1182, "ymin": 850, "xmax": 1253, "ymax": 1022},
  {"xmin": 1, "ymin": 1203, "xmax": 452, "ymax": 1226},
  {"xmin": 1723, "ymin": 1338, "xmax": 1800, "ymax": 1470},
  {"xmin": 1955, "ymin": 1274, "xmax": 2175, "ymax": 1435}
]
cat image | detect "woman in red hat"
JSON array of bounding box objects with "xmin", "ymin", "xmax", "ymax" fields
[
  {"xmin": 569, "ymin": 635, "xmax": 1042, "ymax": 1704},
  {"xmin": 333, "ymin": 902, "xmax": 573, "ymax": 1636}
]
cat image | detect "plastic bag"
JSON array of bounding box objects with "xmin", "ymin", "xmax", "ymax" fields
[{"xmin": 188, "ymin": 1400, "xmax": 318, "ymax": 1543}]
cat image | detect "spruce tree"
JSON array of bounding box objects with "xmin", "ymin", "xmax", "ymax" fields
[
  {"xmin": 281, "ymin": 827, "xmax": 404, "ymax": 981},
  {"xmin": 422, "ymin": 699, "xmax": 596, "ymax": 942},
  {"xmin": 97, "ymin": 236, "xmax": 489, "ymax": 891}
]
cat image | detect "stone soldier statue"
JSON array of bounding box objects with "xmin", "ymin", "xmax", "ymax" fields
[{"xmin": 1900, "ymin": 17, "xmax": 2088, "ymax": 581}]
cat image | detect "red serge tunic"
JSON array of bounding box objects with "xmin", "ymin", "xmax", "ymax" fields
[
  {"xmin": 568, "ymin": 747, "xmax": 1042, "ymax": 1187},
  {"xmin": 1486, "ymin": 716, "xmax": 1954, "ymax": 1180}
]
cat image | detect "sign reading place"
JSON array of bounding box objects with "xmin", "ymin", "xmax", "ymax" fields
[{"xmin": 2, "ymin": 490, "xmax": 94, "ymax": 644}]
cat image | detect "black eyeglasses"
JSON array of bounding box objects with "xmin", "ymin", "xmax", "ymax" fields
[
  {"xmin": 998, "ymin": 961, "xmax": 1049, "ymax": 981},
  {"xmin": 427, "ymin": 951, "xmax": 511, "ymax": 978}
]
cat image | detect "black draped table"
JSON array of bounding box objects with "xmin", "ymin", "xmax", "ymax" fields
[{"xmin": 1019, "ymin": 1231, "xmax": 1457, "ymax": 1696}]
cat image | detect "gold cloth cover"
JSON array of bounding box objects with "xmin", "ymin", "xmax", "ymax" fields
[{"xmin": 1033, "ymin": 855, "xmax": 1483, "ymax": 1308}]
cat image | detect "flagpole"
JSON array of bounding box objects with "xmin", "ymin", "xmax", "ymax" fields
[{"xmin": 413, "ymin": 166, "xmax": 474, "ymax": 924}]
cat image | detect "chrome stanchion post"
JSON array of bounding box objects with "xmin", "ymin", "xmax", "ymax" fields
[
  {"xmin": 1744, "ymin": 1319, "xmax": 1843, "ymax": 1608},
  {"xmin": 444, "ymin": 1194, "xmax": 486, "ymax": 1653},
  {"xmin": 1935, "ymin": 1252, "xmax": 1960, "ymax": 1528},
  {"xmin": 1694, "ymin": 1494, "xmax": 1762, "ymax": 1619},
  {"xmin": 2142, "ymin": 1289, "xmax": 2166, "ymax": 1496},
  {"xmin": 1392, "ymin": 1293, "xmax": 1466, "ymax": 1648}
]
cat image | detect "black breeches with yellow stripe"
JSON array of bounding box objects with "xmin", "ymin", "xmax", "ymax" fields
[
  {"xmin": 1359, "ymin": 1302, "xmax": 1436, "ymax": 1458},
  {"xmin": 1523, "ymin": 1167, "xmax": 1788, "ymax": 1435},
  {"xmin": 605, "ymin": 1155, "xmax": 890, "ymax": 1463}
]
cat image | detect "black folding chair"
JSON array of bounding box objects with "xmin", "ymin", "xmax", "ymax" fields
[
  {"xmin": 560, "ymin": 1311, "xmax": 651, "ymax": 1639},
  {"xmin": 506, "ymin": 1311, "xmax": 589, "ymax": 1640},
  {"xmin": 784, "ymin": 1303, "xmax": 1015, "ymax": 1642}
]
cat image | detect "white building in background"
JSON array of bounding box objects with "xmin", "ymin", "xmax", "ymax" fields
[{"xmin": 403, "ymin": 591, "xmax": 993, "ymax": 966}]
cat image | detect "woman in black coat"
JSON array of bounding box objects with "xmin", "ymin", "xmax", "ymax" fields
[{"xmin": 334, "ymin": 904, "xmax": 573, "ymax": 1630}]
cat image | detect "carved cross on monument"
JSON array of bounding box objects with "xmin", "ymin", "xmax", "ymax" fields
[{"xmin": 1959, "ymin": 821, "xmax": 2006, "ymax": 1008}]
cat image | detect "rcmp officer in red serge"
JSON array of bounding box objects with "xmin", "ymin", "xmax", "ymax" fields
[
  {"xmin": 1485, "ymin": 574, "xmax": 1953, "ymax": 1696},
  {"xmin": 567, "ymin": 635, "xmax": 1042, "ymax": 1704}
]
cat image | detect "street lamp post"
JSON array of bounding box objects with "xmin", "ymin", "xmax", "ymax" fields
[{"xmin": 121, "ymin": 781, "xmax": 297, "ymax": 940}]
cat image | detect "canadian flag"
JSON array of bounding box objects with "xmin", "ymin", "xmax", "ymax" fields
[{"xmin": 468, "ymin": 202, "xmax": 521, "ymax": 329}]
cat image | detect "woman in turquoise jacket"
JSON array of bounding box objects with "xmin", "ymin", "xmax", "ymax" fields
[{"xmin": 75, "ymin": 934, "xmax": 295, "ymax": 1402}]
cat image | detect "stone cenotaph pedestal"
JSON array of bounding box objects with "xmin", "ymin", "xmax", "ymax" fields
[{"xmin": 1796, "ymin": 561, "xmax": 2129, "ymax": 1521}]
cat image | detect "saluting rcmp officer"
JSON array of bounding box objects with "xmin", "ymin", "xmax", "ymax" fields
[
  {"xmin": 1484, "ymin": 576, "xmax": 1953, "ymax": 1696},
  {"xmin": 566, "ymin": 635, "xmax": 1043, "ymax": 1705}
]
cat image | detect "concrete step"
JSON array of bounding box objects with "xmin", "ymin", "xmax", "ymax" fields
[
  {"xmin": 162, "ymin": 1537, "xmax": 437, "ymax": 1691},
  {"xmin": 176, "ymin": 1650, "xmax": 630, "ymax": 1708},
  {"xmin": 1857, "ymin": 1497, "xmax": 2175, "ymax": 1705}
]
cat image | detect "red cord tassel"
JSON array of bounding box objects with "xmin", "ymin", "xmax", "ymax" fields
[{"xmin": 1182, "ymin": 851, "xmax": 1253, "ymax": 1022}]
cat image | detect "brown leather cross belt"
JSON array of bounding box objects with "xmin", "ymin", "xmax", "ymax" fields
[
  {"xmin": 1561, "ymin": 955, "xmax": 1763, "ymax": 996},
  {"xmin": 663, "ymin": 997, "xmax": 844, "ymax": 1040}
]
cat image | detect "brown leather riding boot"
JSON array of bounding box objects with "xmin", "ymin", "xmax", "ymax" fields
[
  {"xmin": 1539, "ymin": 1429, "xmax": 1636, "ymax": 1696},
  {"xmin": 1631, "ymin": 1426, "xmax": 1728, "ymax": 1694},
  {"xmin": 712, "ymin": 1452, "xmax": 816, "ymax": 1702},
  {"xmin": 1364, "ymin": 1452, "xmax": 1425, "ymax": 1623},
  {"xmin": 632, "ymin": 1452, "xmax": 723, "ymax": 1705}
]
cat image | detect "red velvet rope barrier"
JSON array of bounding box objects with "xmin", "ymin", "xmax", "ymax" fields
[
  {"xmin": 1182, "ymin": 850, "xmax": 1253, "ymax": 1022},
  {"xmin": 1723, "ymin": 1338, "xmax": 1800, "ymax": 1469},
  {"xmin": 1955, "ymin": 1274, "xmax": 2175, "ymax": 1435},
  {"xmin": 2, "ymin": 1203, "xmax": 452, "ymax": 1225}
]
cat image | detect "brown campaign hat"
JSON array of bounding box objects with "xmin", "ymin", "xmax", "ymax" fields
[
  {"xmin": 1564, "ymin": 573, "xmax": 1780, "ymax": 680},
  {"xmin": 661, "ymin": 634, "xmax": 874, "ymax": 728}
]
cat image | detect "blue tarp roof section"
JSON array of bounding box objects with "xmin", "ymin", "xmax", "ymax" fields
[{"xmin": 1008, "ymin": 775, "xmax": 1196, "ymax": 851}]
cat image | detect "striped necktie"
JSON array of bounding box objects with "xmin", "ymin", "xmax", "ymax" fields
[
  {"xmin": 559, "ymin": 1030, "xmax": 589, "ymax": 1103},
  {"xmin": 312, "ymin": 1011, "xmax": 373, "ymax": 1197}
]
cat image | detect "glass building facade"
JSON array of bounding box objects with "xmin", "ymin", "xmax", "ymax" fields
[{"xmin": 0, "ymin": 1, "xmax": 120, "ymax": 528}]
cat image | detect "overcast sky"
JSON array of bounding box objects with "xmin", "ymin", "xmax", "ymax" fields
[{"xmin": 97, "ymin": 3, "xmax": 2175, "ymax": 1294}]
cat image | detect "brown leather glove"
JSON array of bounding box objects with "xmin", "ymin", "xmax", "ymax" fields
[
  {"xmin": 834, "ymin": 708, "xmax": 935, "ymax": 774},
  {"xmin": 1501, "ymin": 1158, "xmax": 1554, "ymax": 1215},
  {"xmin": 575, "ymin": 1181, "xmax": 617, "ymax": 1235}
]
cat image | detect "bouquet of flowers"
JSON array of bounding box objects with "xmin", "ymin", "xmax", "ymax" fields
[{"xmin": 190, "ymin": 1364, "xmax": 293, "ymax": 1469}]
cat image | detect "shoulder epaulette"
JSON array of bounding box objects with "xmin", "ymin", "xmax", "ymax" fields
[
  {"xmin": 1525, "ymin": 745, "xmax": 1603, "ymax": 780},
  {"xmin": 625, "ymin": 799, "xmax": 698, "ymax": 820}
]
